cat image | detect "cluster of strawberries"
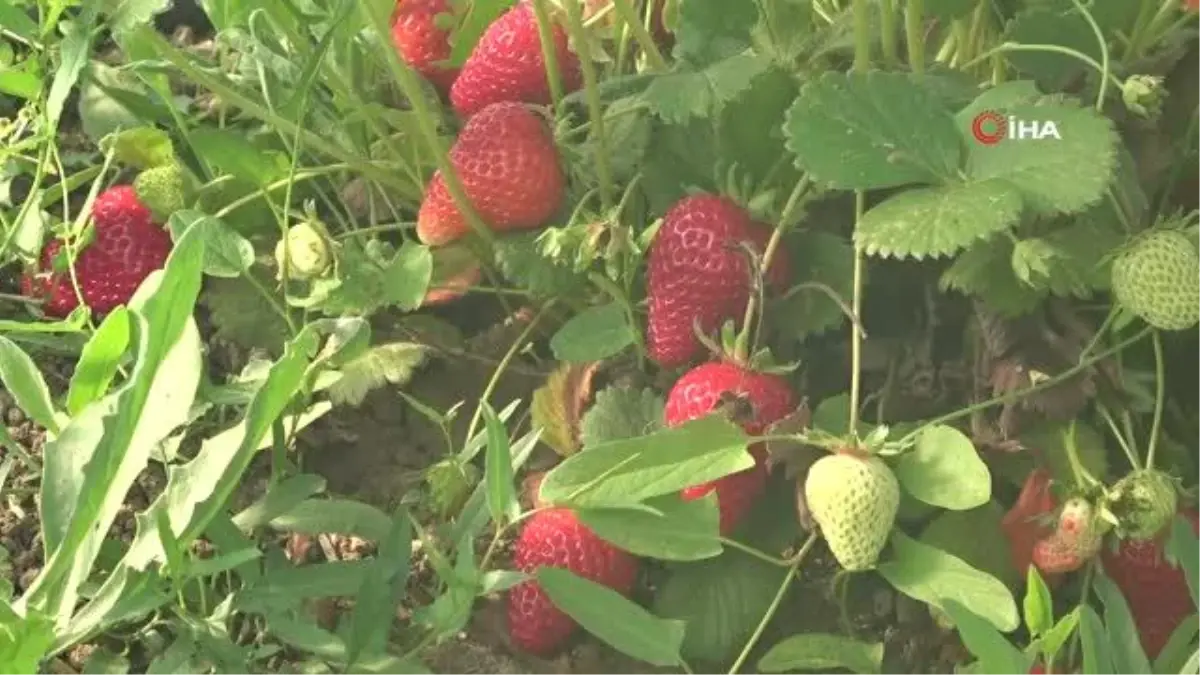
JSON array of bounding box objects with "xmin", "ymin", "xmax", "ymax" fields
[
  {"xmin": 1002, "ymin": 468, "xmax": 1199, "ymax": 661},
  {"xmin": 391, "ymin": 1, "xmax": 809, "ymax": 655}
]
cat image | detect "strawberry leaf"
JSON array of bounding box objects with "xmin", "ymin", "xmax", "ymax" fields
[
  {"xmin": 576, "ymin": 495, "xmax": 722, "ymax": 561},
  {"xmin": 941, "ymin": 599, "xmax": 1032, "ymax": 674},
  {"xmin": 643, "ymin": 53, "xmax": 772, "ymax": 125},
  {"xmin": 878, "ymin": 532, "xmax": 1020, "ymax": 632},
  {"xmin": 1091, "ymin": 570, "xmax": 1153, "ymax": 674},
  {"xmin": 920, "ymin": 502, "xmax": 1021, "ymax": 591},
  {"xmin": 530, "ymin": 362, "xmax": 600, "ymax": 458},
  {"xmin": 965, "ymin": 103, "xmax": 1118, "ymax": 215},
  {"xmin": 494, "ymin": 232, "xmax": 587, "ymax": 298},
  {"xmin": 654, "ymin": 484, "xmax": 798, "ymax": 666},
  {"xmin": 539, "ymin": 415, "xmax": 751, "ymax": 508},
  {"xmin": 203, "ymin": 272, "xmax": 292, "ymax": 355},
  {"xmin": 672, "ymin": 0, "xmax": 758, "ymax": 66},
  {"xmin": 550, "ymin": 302, "xmax": 636, "ymax": 362},
  {"xmin": 537, "ymin": 567, "xmax": 686, "ymax": 667},
  {"xmin": 940, "ymin": 240, "xmax": 1043, "ymax": 316},
  {"xmin": 894, "ymin": 425, "xmax": 991, "ymax": 510},
  {"xmin": 758, "ymin": 634, "xmax": 884, "ymax": 674},
  {"xmin": 784, "ymin": 71, "xmax": 964, "ymax": 190},
  {"xmin": 855, "ymin": 180, "xmax": 1023, "ymax": 260},
  {"xmin": 326, "ymin": 342, "xmax": 430, "ymax": 407},
  {"xmin": 580, "ymin": 386, "xmax": 665, "ymax": 449}
]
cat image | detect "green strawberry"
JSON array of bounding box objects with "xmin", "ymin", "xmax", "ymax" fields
[
  {"xmin": 1110, "ymin": 230, "xmax": 1200, "ymax": 331},
  {"xmin": 1106, "ymin": 469, "xmax": 1179, "ymax": 541},
  {"xmin": 804, "ymin": 450, "xmax": 900, "ymax": 571},
  {"xmin": 133, "ymin": 164, "xmax": 187, "ymax": 222}
]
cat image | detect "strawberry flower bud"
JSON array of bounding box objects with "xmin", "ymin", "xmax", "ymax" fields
[{"xmin": 1122, "ymin": 75, "xmax": 1166, "ymax": 120}]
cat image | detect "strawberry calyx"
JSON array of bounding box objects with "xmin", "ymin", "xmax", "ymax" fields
[{"xmin": 692, "ymin": 318, "xmax": 799, "ymax": 375}]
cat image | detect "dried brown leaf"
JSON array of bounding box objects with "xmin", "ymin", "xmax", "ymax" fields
[{"xmin": 530, "ymin": 362, "xmax": 601, "ymax": 458}]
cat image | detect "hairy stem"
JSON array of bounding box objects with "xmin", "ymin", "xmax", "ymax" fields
[
  {"xmin": 562, "ymin": 0, "xmax": 615, "ymax": 210},
  {"xmin": 529, "ymin": 0, "xmax": 566, "ymax": 109},
  {"xmin": 1145, "ymin": 330, "xmax": 1166, "ymax": 470},
  {"xmin": 906, "ymin": 0, "xmax": 926, "ymax": 74},
  {"xmin": 727, "ymin": 533, "xmax": 820, "ymax": 674}
]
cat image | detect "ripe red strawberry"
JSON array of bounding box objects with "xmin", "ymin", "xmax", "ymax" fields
[
  {"xmin": 417, "ymin": 101, "xmax": 564, "ymax": 246},
  {"xmin": 1101, "ymin": 508, "xmax": 1199, "ymax": 659},
  {"xmin": 1002, "ymin": 468, "xmax": 1065, "ymax": 585},
  {"xmin": 449, "ymin": 1, "xmax": 582, "ymax": 119},
  {"xmin": 507, "ymin": 508, "xmax": 639, "ymax": 655},
  {"xmin": 390, "ymin": 0, "xmax": 459, "ymax": 94},
  {"xmin": 665, "ymin": 362, "xmax": 796, "ymax": 535},
  {"xmin": 645, "ymin": 194, "xmax": 790, "ymax": 368},
  {"xmin": 21, "ymin": 185, "xmax": 171, "ymax": 318}
]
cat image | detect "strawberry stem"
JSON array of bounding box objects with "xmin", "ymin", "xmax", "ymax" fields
[
  {"xmin": 731, "ymin": 176, "xmax": 810, "ymax": 365},
  {"xmin": 905, "ymin": 0, "xmax": 926, "ymax": 74},
  {"xmin": 1145, "ymin": 330, "xmax": 1166, "ymax": 470},
  {"xmin": 529, "ymin": 0, "xmax": 566, "ymax": 111},
  {"xmin": 561, "ymin": 0, "xmax": 615, "ymax": 211},
  {"xmin": 727, "ymin": 532, "xmax": 820, "ymax": 674},
  {"xmin": 896, "ymin": 327, "xmax": 1154, "ymax": 447},
  {"xmin": 609, "ymin": 0, "xmax": 669, "ymax": 71},
  {"xmin": 847, "ymin": 192, "xmax": 867, "ymax": 437},
  {"xmin": 1097, "ymin": 402, "xmax": 1143, "ymax": 472}
]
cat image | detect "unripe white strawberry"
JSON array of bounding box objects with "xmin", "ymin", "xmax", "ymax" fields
[
  {"xmin": 275, "ymin": 219, "xmax": 333, "ymax": 280},
  {"xmin": 804, "ymin": 450, "xmax": 900, "ymax": 571}
]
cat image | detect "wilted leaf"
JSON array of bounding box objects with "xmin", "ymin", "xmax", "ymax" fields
[
  {"xmin": 327, "ymin": 342, "xmax": 430, "ymax": 407},
  {"xmin": 530, "ymin": 362, "xmax": 600, "ymax": 457}
]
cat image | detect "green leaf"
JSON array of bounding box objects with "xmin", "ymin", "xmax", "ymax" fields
[
  {"xmin": 1079, "ymin": 604, "xmax": 1114, "ymax": 674},
  {"xmin": 1041, "ymin": 607, "xmax": 1081, "ymax": 660},
  {"xmin": 955, "ymin": 81, "xmax": 1044, "ymax": 134},
  {"xmin": 0, "ymin": 336, "xmax": 60, "ymax": 433},
  {"xmin": 0, "ymin": 609, "xmax": 56, "ymax": 674},
  {"xmin": 758, "ymin": 633, "xmax": 884, "ymax": 674},
  {"xmin": 1092, "ymin": 570, "xmax": 1152, "ymax": 674},
  {"xmin": 326, "ymin": 342, "xmax": 430, "ymax": 407},
  {"xmin": 1024, "ymin": 565, "xmax": 1054, "ymax": 638},
  {"xmin": 47, "ymin": 8, "xmax": 95, "ymax": 128},
  {"xmin": 27, "ymin": 221, "xmax": 208, "ymax": 619},
  {"xmin": 941, "ymin": 599, "xmax": 1032, "ymax": 674},
  {"xmin": 784, "ymin": 71, "xmax": 963, "ymax": 190},
  {"xmin": 538, "ymin": 415, "xmax": 751, "ymax": 508},
  {"xmin": 101, "ymin": 0, "xmax": 172, "ymax": 36},
  {"xmin": 772, "ymin": 230, "xmax": 856, "ymax": 340},
  {"xmin": 482, "ymin": 403, "xmax": 519, "ymax": 526},
  {"xmin": 189, "ymin": 128, "xmax": 288, "ymax": 186},
  {"xmin": 231, "ymin": 473, "xmax": 328, "ymax": 531},
  {"xmin": 654, "ymin": 486, "xmax": 798, "ymax": 665},
  {"xmin": 672, "ymin": 0, "xmax": 759, "ymax": 66},
  {"xmin": 855, "ymin": 180, "xmax": 1023, "ymax": 260},
  {"xmin": 643, "ymin": 54, "xmax": 772, "ymax": 124},
  {"xmin": 920, "ymin": 502, "xmax": 1020, "ymax": 590},
  {"xmin": 579, "ymin": 386, "xmax": 665, "ymax": 448},
  {"xmin": 66, "ymin": 308, "xmax": 131, "ymax": 416},
  {"xmin": 446, "ymin": 0, "xmax": 517, "ymax": 65},
  {"xmin": 1167, "ymin": 512, "xmax": 1200, "ymax": 603},
  {"xmin": 233, "ymin": 561, "xmax": 373, "ymax": 613},
  {"xmin": 878, "ymin": 531, "xmax": 1019, "ymax": 632},
  {"xmin": 103, "ymin": 126, "xmax": 175, "ymax": 169},
  {"xmin": 167, "ymin": 211, "xmax": 254, "ymax": 278},
  {"xmin": 203, "ymin": 272, "xmax": 293, "ymax": 355},
  {"xmin": 0, "ymin": 1, "xmax": 38, "ymax": 42},
  {"xmin": 1001, "ymin": 7, "xmax": 1098, "ymax": 88},
  {"xmin": 344, "ymin": 507, "xmax": 412, "ymax": 669},
  {"xmin": 1154, "ymin": 615, "xmax": 1199, "ymax": 675},
  {"xmin": 577, "ymin": 495, "xmax": 722, "ymax": 561},
  {"xmin": 494, "ymin": 232, "xmax": 587, "ymax": 298},
  {"xmin": 550, "ymin": 302, "xmax": 636, "ymax": 362},
  {"xmin": 966, "ymin": 103, "xmax": 1117, "ymax": 215},
  {"xmin": 940, "ymin": 238, "xmax": 1043, "ymax": 316},
  {"xmin": 269, "ymin": 499, "xmax": 393, "ymax": 542},
  {"xmin": 385, "ymin": 242, "xmax": 434, "ymax": 312},
  {"xmin": 894, "ymin": 425, "xmax": 990, "ymax": 510},
  {"xmin": 536, "ymin": 567, "xmax": 686, "ymax": 667}
]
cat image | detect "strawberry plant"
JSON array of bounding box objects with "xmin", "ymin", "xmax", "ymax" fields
[{"xmin": 0, "ymin": 0, "xmax": 1197, "ymax": 672}]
